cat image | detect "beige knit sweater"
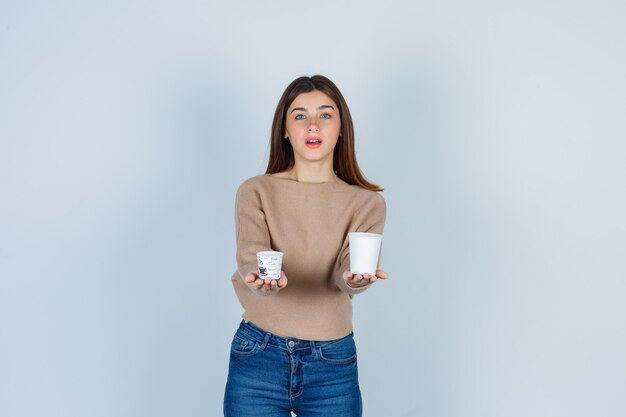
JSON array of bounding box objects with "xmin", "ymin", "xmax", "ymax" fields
[{"xmin": 231, "ymin": 174, "xmax": 386, "ymax": 340}]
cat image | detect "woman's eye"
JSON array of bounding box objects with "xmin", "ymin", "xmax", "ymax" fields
[
  {"xmin": 320, "ymin": 113, "xmax": 331, "ymax": 119},
  {"xmin": 295, "ymin": 114, "xmax": 305, "ymax": 120}
]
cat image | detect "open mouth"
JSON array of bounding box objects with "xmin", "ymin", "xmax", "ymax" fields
[{"xmin": 306, "ymin": 138, "xmax": 322, "ymax": 148}]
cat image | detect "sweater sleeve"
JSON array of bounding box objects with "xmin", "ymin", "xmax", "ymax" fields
[
  {"xmin": 234, "ymin": 180, "xmax": 271, "ymax": 282},
  {"xmin": 334, "ymin": 192, "xmax": 387, "ymax": 295}
]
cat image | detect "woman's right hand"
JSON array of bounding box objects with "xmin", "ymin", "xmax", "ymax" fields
[{"xmin": 244, "ymin": 270, "xmax": 288, "ymax": 295}]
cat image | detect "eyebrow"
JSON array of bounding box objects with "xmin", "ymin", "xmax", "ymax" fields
[{"xmin": 290, "ymin": 105, "xmax": 336, "ymax": 114}]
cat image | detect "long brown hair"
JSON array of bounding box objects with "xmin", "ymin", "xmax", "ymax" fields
[{"xmin": 265, "ymin": 75, "xmax": 382, "ymax": 192}]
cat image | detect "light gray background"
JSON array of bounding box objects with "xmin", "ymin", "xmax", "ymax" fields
[{"xmin": 1, "ymin": 1, "xmax": 625, "ymax": 416}]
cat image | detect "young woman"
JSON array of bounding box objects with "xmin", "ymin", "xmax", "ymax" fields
[{"xmin": 224, "ymin": 75, "xmax": 389, "ymax": 417}]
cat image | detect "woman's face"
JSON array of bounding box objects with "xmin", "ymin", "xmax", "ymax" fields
[{"xmin": 284, "ymin": 90, "xmax": 341, "ymax": 166}]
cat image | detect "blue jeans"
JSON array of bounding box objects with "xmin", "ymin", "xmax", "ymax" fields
[{"xmin": 223, "ymin": 320, "xmax": 362, "ymax": 417}]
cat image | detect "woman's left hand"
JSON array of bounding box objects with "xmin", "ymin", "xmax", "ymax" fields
[{"xmin": 343, "ymin": 269, "xmax": 389, "ymax": 288}]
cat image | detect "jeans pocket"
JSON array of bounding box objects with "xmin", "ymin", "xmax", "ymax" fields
[
  {"xmin": 318, "ymin": 336, "xmax": 357, "ymax": 364},
  {"xmin": 230, "ymin": 331, "xmax": 260, "ymax": 356}
]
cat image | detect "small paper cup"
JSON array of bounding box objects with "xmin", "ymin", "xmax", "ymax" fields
[
  {"xmin": 348, "ymin": 232, "xmax": 383, "ymax": 275},
  {"xmin": 256, "ymin": 251, "xmax": 283, "ymax": 280}
]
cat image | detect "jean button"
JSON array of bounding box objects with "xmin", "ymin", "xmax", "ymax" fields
[{"xmin": 288, "ymin": 340, "xmax": 295, "ymax": 347}]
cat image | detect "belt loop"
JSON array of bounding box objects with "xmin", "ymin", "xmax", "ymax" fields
[
  {"xmin": 259, "ymin": 332, "xmax": 271, "ymax": 350},
  {"xmin": 310, "ymin": 340, "xmax": 318, "ymax": 357}
]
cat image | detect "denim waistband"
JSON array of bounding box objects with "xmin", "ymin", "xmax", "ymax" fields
[{"xmin": 237, "ymin": 320, "xmax": 354, "ymax": 351}]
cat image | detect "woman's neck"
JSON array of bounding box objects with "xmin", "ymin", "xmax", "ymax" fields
[{"xmin": 284, "ymin": 160, "xmax": 338, "ymax": 184}]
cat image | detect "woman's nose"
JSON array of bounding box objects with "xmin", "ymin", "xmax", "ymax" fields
[{"xmin": 308, "ymin": 122, "xmax": 319, "ymax": 132}]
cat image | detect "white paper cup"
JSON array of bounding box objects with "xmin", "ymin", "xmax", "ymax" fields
[
  {"xmin": 348, "ymin": 232, "xmax": 383, "ymax": 275},
  {"xmin": 256, "ymin": 251, "xmax": 283, "ymax": 280}
]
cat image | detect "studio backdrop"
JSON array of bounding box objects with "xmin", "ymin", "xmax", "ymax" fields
[{"xmin": 1, "ymin": 1, "xmax": 625, "ymax": 416}]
